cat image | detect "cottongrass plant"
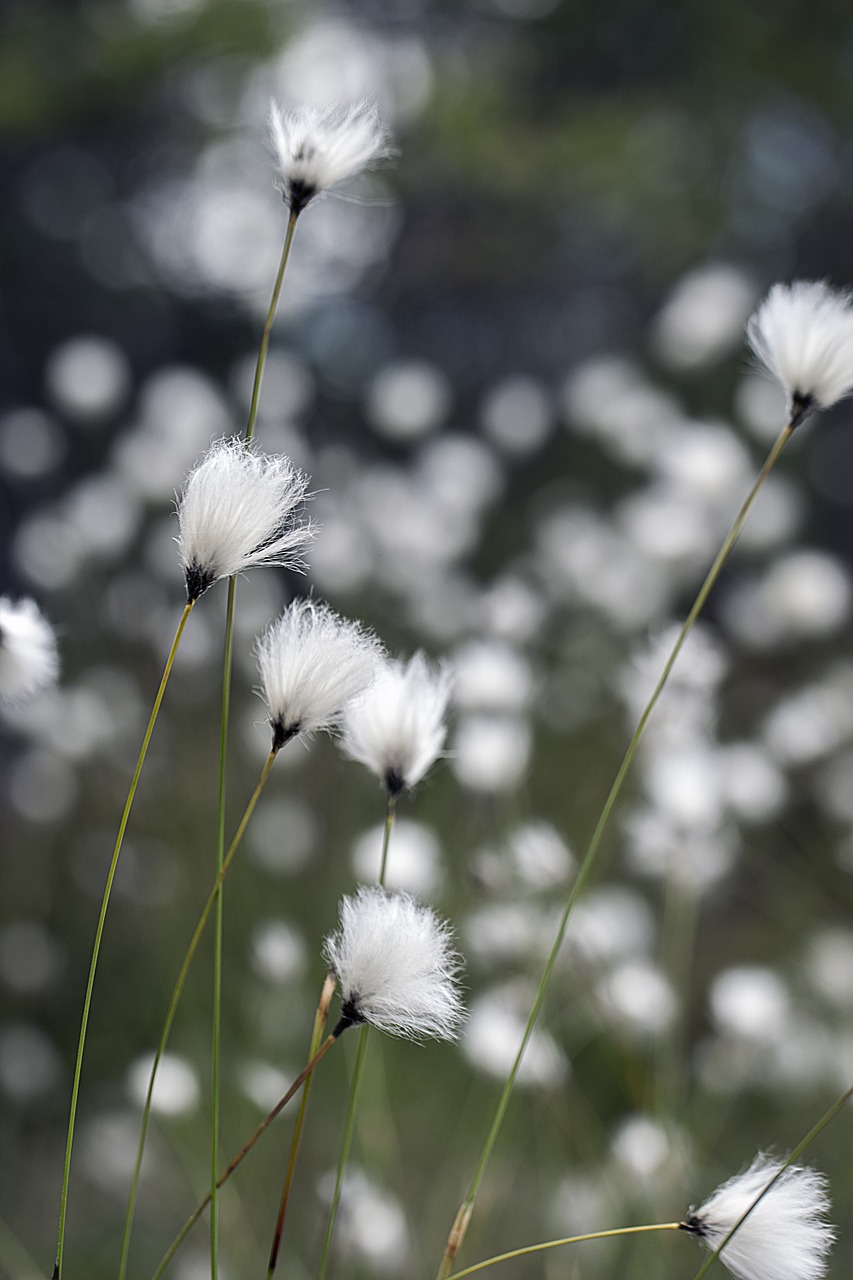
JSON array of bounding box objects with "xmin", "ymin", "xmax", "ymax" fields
[
  {"xmin": 435, "ymin": 280, "xmax": 853, "ymax": 1279},
  {"xmin": 0, "ymin": 596, "xmax": 58, "ymax": 704},
  {"xmin": 203, "ymin": 96, "xmax": 389, "ymax": 1278},
  {"xmin": 117, "ymin": 596, "xmax": 381, "ymax": 1278},
  {"xmin": 682, "ymin": 1154, "xmax": 834, "ymax": 1280},
  {"xmin": 443, "ymin": 1153, "xmax": 834, "ymax": 1280},
  {"xmin": 150, "ymin": 888, "xmax": 465, "ymax": 1280}
]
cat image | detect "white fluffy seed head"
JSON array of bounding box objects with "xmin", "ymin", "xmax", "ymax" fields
[
  {"xmin": 747, "ymin": 281, "xmax": 853, "ymax": 425},
  {"xmin": 268, "ymin": 101, "xmax": 392, "ymax": 216},
  {"xmin": 176, "ymin": 439, "xmax": 312, "ymax": 601},
  {"xmin": 255, "ymin": 598, "xmax": 384, "ymax": 747},
  {"xmin": 340, "ymin": 653, "xmax": 453, "ymax": 795},
  {"xmin": 0, "ymin": 597, "xmax": 59, "ymax": 705},
  {"xmin": 323, "ymin": 886, "xmax": 465, "ymax": 1041},
  {"xmin": 683, "ymin": 1153, "xmax": 835, "ymax": 1280}
]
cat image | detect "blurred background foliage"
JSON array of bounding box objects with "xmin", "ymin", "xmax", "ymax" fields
[{"xmin": 3, "ymin": 1, "xmax": 853, "ymax": 1278}]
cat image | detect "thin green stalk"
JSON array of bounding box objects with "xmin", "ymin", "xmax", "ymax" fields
[
  {"xmin": 209, "ymin": 209, "xmax": 298, "ymax": 1277},
  {"xmin": 316, "ymin": 1028, "xmax": 370, "ymax": 1280},
  {"xmin": 313, "ymin": 792, "xmax": 397, "ymax": 1280},
  {"xmin": 54, "ymin": 599, "xmax": 194, "ymax": 1280},
  {"xmin": 210, "ymin": 577, "xmax": 237, "ymax": 1280},
  {"xmin": 436, "ymin": 420, "xmax": 794, "ymax": 1280},
  {"xmin": 690, "ymin": 1080, "xmax": 853, "ymax": 1280},
  {"xmin": 118, "ymin": 747, "xmax": 279, "ymax": 1280},
  {"xmin": 246, "ymin": 212, "xmax": 299, "ymax": 446},
  {"xmin": 449, "ymin": 1222, "xmax": 682, "ymax": 1280},
  {"xmin": 266, "ymin": 972, "xmax": 337, "ymax": 1280},
  {"xmin": 378, "ymin": 793, "xmax": 397, "ymax": 886},
  {"xmin": 151, "ymin": 1032, "xmax": 341, "ymax": 1280}
]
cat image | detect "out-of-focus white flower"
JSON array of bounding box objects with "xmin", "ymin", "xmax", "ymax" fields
[
  {"xmin": 341, "ymin": 653, "xmax": 452, "ymax": 795},
  {"xmin": 269, "ymin": 100, "xmax": 391, "ymax": 216},
  {"xmin": 177, "ymin": 438, "xmax": 312, "ymax": 601},
  {"xmin": 681, "ymin": 1153, "xmax": 834, "ymax": 1280},
  {"xmin": 0, "ymin": 597, "xmax": 59, "ymax": 705},
  {"xmin": 747, "ymin": 281, "xmax": 853, "ymax": 427},
  {"xmin": 255, "ymin": 598, "xmax": 383, "ymax": 747},
  {"xmin": 323, "ymin": 886, "xmax": 464, "ymax": 1041}
]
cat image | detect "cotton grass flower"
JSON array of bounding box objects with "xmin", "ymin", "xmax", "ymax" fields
[
  {"xmin": 681, "ymin": 1153, "xmax": 834, "ymax": 1280},
  {"xmin": 323, "ymin": 886, "xmax": 465, "ymax": 1041},
  {"xmin": 341, "ymin": 653, "xmax": 452, "ymax": 795},
  {"xmin": 269, "ymin": 101, "xmax": 391, "ymax": 217},
  {"xmin": 0, "ymin": 597, "xmax": 59, "ymax": 705},
  {"xmin": 177, "ymin": 438, "xmax": 312, "ymax": 601},
  {"xmin": 747, "ymin": 281, "xmax": 853, "ymax": 427},
  {"xmin": 255, "ymin": 598, "xmax": 384, "ymax": 748}
]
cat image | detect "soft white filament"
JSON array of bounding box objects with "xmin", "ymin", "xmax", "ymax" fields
[
  {"xmin": 268, "ymin": 101, "xmax": 391, "ymax": 215},
  {"xmin": 255, "ymin": 598, "xmax": 384, "ymax": 746},
  {"xmin": 340, "ymin": 653, "xmax": 452, "ymax": 794},
  {"xmin": 176, "ymin": 438, "xmax": 312, "ymax": 600},
  {"xmin": 323, "ymin": 886, "xmax": 465, "ymax": 1041},
  {"xmin": 683, "ymin": 1153, "xmax": 834, "ymax": 1280},
  {"xmin": 0, "ymin": 597, "xmax": 59, "ymax": 705},
  {"xmin": 747, "ymin": 281, "xmax": 853, "ymax": 422}
]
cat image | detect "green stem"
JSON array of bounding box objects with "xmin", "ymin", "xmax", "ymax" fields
[
  {"xmin": 151, "ymin": 1032, "xmax": 341, "ymax": 1280},
  {"xmin": 378, "ymin": 793, "xmax": 397, "ymax": 887},
  {"xmin": 245, "ymin": 212, "xmax": 299, "ymax": 446},
  {"xmin": 266, "ymin": 972, "xmax": 337, "ymax": 1280},
  {"xmin": 316, "ymin": 1028, "xmax": 371, "ymax": 1280},
  {"xmin": 450, "ymin": 1222, "xmax": 682, "ymax": 1280},
  {"xmin": 690, "ymin": 1080, "xmax": 853, "ymax": 1280},
  {"xmin": 210, "ymin": 577, "xmax": 238, "ymax": 1280},
  {"xmin": 314, "ymin": 793, "xmax": 397, "ymax": 1280},
  {"xmin": 117, "ymin": 748, "xmax": 279, "ymax": 1280},
  {"xmin": 436, "ymin": 420, "xmax": 794, "ymax": 1280},
  {"xmin": 207, "ymin": 208, "xmax": 297, "ymax": 1275},
  {"xmin": 54, "ymin": 599, "xmax": 194, "ymax": 1280}
]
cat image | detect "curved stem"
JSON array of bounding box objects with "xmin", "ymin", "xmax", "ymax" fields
[
  {"xmin": 151, "ymin": 1032, "xmax": 341, "ymax": 1280},
  {"xmin": 267, "ymin": 972, "xmax": 337, "ymax": 1280},
  {"xmin": 117, "ymin": 747, "xmax": 279, "ymax": 1280},
  {"xmin": 450, "ymin": 1222, "xmax": 682, "ymax": 1280},
  {"xmin": 245, "ymin": 212, "xmax": 299, "ymax": 446},
  {"xmin": 436, "ymin": 421, "xmax": 794, "ymax": 1280},
  {"xmin": 690, "ymin": 1080, "xmax": 853, "ymax": 1280},
  {"xmin": 54, "ymin": 599, "xmax": 193, "ymax": 1280}
]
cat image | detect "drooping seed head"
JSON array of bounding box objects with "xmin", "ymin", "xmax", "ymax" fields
[
  {"xmin": 0, "ymin": 597, "xmax": 59, "ymax": 705},
  {"xmin": 681, "ymin": 1153, "xmax": 834, "ymax": 1280}
]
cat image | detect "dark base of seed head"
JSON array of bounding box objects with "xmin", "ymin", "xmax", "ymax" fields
[
  {"xmin": 285, "ymin": 181, "xmax": 316, "ymax": 217},
  {"xmin": 185, "ymin": 562, "xmax": 216, "ymax": 603},
  {"xmin": 790, "ymin": 390, "xmax": 815, "ymax": 431},
  {"xmin": 271, "ymin": 719, "xmax": 301, "ymax": 751},
  {"xmin": 384, "ymin": 769, "xmax": 406, "ymax": 798},
  {"xmin": 332, "ymin": 996, "xmax": 367, "ymax": 1038},
  {"xmin": 679, "ymin": 1214, "xmax": 706, "ymax": 1237}
]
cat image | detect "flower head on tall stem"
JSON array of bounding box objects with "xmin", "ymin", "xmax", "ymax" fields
[
  {"xmin": 340, "ymin": 652, "xmax": 452, "ymax": 796},
  {"xmin": 680, "ymin": 1153, "xmax": 834, "ymax": 1280},
  {"xmin": 268, "ymin": 101, "xmax": 392, "ymax": 217},
  {"xmin": 177, "ymin": 439, "xmax": 313, "ymax": 602},
  {"xmin": 323, "ymin": 886, "xmax": 465, "ymax": 1042},
  {"xmin": 0, "ymin": 596, "xmax": 59, "ymax": 705},
  {"xmin": 747, "ymin": 281, "xmax": 853, "ymax": 427},
  {"xmin": 255, "ymin": 598, "xmax": 384, "ymax": 749}
]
